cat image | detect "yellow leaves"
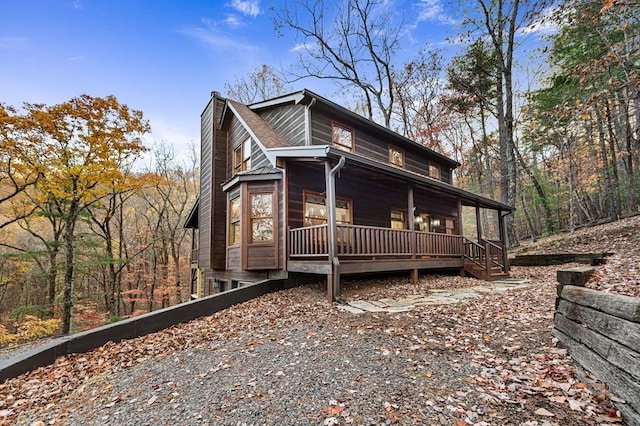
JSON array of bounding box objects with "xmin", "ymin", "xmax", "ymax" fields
[{"xmin": 13, "ymin": 95, "xmax": 150, "ymax": 206}]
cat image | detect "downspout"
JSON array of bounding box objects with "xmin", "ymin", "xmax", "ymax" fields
[
  {"xmin": 304, "ymin": 97, "xmax": 316, "ymax": 146},
  {"xmin": 326, "ymin": 156, "xmax": 347, "ymax": 304}
]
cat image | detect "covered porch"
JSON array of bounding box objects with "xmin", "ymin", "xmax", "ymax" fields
[
  {"xmin": 287, "ymin": 223, "xmax": 508, "ymax": 280},
  {"xmin": 273, "ymin": 146, "xmax": 514, "ymax": 302}
]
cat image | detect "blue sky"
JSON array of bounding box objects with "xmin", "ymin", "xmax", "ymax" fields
[{"xmin": 0, "ymin": 0, "xmax": 551, "ymax": 164}]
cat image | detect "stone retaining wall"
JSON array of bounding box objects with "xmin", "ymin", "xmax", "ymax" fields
[{"xmin": 553, "ymin": 267, "xmax": 640, "ymax": 425}]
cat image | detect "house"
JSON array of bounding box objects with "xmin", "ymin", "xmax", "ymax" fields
[{"xmin": 185, "ymin": 90, "xmax": 514, "ymax": 302}]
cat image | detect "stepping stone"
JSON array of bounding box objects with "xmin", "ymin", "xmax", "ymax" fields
[
  {"xmin": 339, "ymin": 305, "xmax": 365, "ymax": 314},
  {"xmin": 385, "ymin": 301, "xmax": 412, "ymax": 308},
  {"xmin": 429, "ymin": 296, "xmax": 460, "ymax": 304},
  {"xmin": 413, "ymin": 299, "xmax": 446, "ymax": 306},
  {"xmin": 470, "ymin": 286, "xmax": 495, "ymax": 294},
  {"xmin": 369, "ymin": 300, "xmax": 389, "ymax": 308},
  {"xmin": 385, "ymin": 305, "xmax": 414, "ymax": 313},
  {"xmin": 348, "ymin": 300, "xmax": 387, "ymax": 312}
]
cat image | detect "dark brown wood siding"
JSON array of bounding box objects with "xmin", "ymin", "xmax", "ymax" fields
[
  {"xmin": 287, "ymin": 162, "xmax": 325, "ymax": 230},
  {"xmin": 199, "ymin": 93, "xmax": 227, "ymax": 270},
  {"xmin": 259, "ymin": 104, "xmax": 306, "ymax": 146},
  {"xmin": 287, "ymin": 161, "xmax": 406, "ymax": 229},
  {"xmin": 310, "ymin": 108, "xmax": 453, "ymax": 184},
  {"xmin": 286, "ymin": 160, "xmax": 459, "ymax": 232},
  {"xmin": 199, "ymin": 98, "xmax": 213, "ymax": 268}
]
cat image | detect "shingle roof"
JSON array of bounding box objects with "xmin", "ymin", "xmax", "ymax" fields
[{"xmin": 227, "ymin": 100, "xmax": 288, "ymax": 149}]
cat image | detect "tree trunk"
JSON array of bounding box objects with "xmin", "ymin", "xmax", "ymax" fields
[
  {"xmin": 595, "ymin": 105, "xmax": 616, "ymax": 222},
  {"xmin": 47, "ymin": 249, "xmax": 59, "ymax": 306},
  {"xmin": 61, "ymin": 201, "xmax": 79, "ymax": 335},
  {"xmin": 605, "ymin": 101, "xmax": 621, "ymax": 218},
  {"xmin": 513, "ymin": 142, "xmax": 554, "ymax": 233}
]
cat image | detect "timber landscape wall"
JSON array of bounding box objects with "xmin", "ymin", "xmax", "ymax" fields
[
  {"xmin": 553, "ymin": 267, "xmax": 640, "ymax": 425},
  {"xmin": 0, "ymin": 279, "xmax": 286, "ymax": 382}
]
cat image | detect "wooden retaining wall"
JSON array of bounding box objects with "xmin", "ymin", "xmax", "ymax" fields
[
  {"xmin": 553, "ymin": 267, "xmax": 640, "ymax": 425},
  {"xmin": 0, "ymin": 278, "xmax": 286, "ymax": 382}
]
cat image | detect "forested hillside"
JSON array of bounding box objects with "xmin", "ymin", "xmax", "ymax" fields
[{"xmin": 0, "ymin": 0, "xmax": 638, "ymax": 340}]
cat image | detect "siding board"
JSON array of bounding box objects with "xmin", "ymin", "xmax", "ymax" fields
[
  {"xmin": 310, "ymin": 108, "xmax": 454, "ymax": 183},
  {"xmin": 260, "ymin": 105, "xmax": 306, "ymax": 146}
]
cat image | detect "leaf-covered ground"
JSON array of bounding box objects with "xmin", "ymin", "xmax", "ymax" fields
[
  {"xmin": 2, "ymin": 217, "xmax": 639, "ymax": 425},
  {"xmin": 512, "ymin": 214, "xmax": 640, "ymax": 297}
]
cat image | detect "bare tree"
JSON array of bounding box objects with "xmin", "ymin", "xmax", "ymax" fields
[
  {"xmin": 456, "ymin": 0, "xmax": 542, "ymax": 246},
  {"xmin": 225, "ymin": 64, "xmax": 291, "ymax": 104},
  {"xmin": 274, "ymin": 0, "xmax": 402, "ymax": 127}
]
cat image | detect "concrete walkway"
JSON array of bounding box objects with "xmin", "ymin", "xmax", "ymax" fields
[{"xmin": 339, "ymin": 279, "xmax": 532, "ymax": 314}]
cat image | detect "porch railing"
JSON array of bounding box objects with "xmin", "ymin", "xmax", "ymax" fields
[
  {"xmin": 289, "ymin": 224, "xmax": 464, "ymax": 259},
  {"xmin": 462, "ymin": 239, "xmax": 506, "ymax": 272}
]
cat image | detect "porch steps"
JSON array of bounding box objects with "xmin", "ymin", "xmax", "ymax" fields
[{"xmin": 463, "ymin": 264, "xmax": 509, "ymax": 281}]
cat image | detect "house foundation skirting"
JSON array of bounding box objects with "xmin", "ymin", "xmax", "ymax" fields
[{"xmin": 287, "ymin": 258, "xmax": 464, "ymax": 275}]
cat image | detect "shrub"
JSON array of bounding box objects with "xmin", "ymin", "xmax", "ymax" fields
[
  {"xmin": 16, "ymin": 315, "xmax": 61, "ymax": 341},
  {"xmin": 0, "ymin": 325, "xmax": 19, "ymax": 348}
]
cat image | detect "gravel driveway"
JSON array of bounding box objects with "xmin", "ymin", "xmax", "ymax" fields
[{"xmin": 5, "ymin": 267, "xmax": 621, "ymax": 426}]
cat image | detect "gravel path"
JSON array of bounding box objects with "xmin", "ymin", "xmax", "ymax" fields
[{"xmin": 8, "ymin": 267, "xmax": 619, "ymax": 426}]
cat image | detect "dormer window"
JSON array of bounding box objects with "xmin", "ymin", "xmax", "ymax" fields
[
  {"xmin": 233, "ymin": 138, "xmax": 252, "ymax": 174},
  {"xmin": 389, "ymin": 145, "xmax": 404, "ymax": 168},
  {"xmin": 332, "ymin": 122, "xmax": 354, "ymax": 152}
]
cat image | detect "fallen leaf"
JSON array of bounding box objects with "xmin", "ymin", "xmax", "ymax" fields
[
  {"xmin": 535, "ymin": 408, "xmax": 555, "ymax": 417},
  {"xmin": 324, "ymin": 406, "xmax": 344, "ymax": 415},
  {"xmin": 568, "ymin": 398, "xmax": 584, "ymax": 411}
]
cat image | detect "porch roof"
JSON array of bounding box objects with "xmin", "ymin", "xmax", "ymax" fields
[{"xmin": 267, "ymin": 145, "xmax": 514, "ymax": 212}]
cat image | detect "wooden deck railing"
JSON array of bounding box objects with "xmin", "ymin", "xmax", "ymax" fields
[
  {"xmin": 289, "ymin": 224, "xmax": 465, "ymax": 259},
  {"xmin": 463, "ymin": 239, "xmax": 506, "ymax": 273}
]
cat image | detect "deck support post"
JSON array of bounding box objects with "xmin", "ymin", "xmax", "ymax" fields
[
  {"xmin": 327, "ymin": 273, "xmax": 335, "ymax": 303},
  {"xmin": 410, "ymin": 269, "xmax": 419, "ymax": 284}
]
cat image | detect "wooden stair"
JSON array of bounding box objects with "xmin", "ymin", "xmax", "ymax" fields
[
  {"xmin": 463, "ymin": 263, "xmax": 509, "ymax": 281},
  {"xmin": 462, "ymin": 238, "xmax": 509, "ymax": 281}
]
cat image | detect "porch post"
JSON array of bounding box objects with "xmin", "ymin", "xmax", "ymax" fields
[
  {"xmin": 407, "ymin": 185, "xmax": 415, "ymax": 231},
  {"xmin": 408, "ymin": 185, "xmax": 418, "ymax": 283},
  {"xmin": 475, "ymin": 203, "xmax": 483, "ymax": 242},
  {"xmin": 327, "ymin": 273, "xmax": 335, "ymax": 304},
  {"xmin": 499, "ymin": 211, "xmax": 510, "ymax": 272}
]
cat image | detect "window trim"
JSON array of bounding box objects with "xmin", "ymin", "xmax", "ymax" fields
[
  {"xmin": 228, "ymin": 195, "xmax": 241, "ymax": 246},
  {"xmin": 249, "ymin": 192, "xmax": 274, "ymax": 243},
  {"xmin": 389, "ymin": 145, "xmax": 405, "ymax": 168},
  {"xmin": 428, "ymin": 162, "xmax": 441, "ymax": 180},
  {"xmin": 233, "ymin": 138, "xmax": 252, "ymax": 175},
  {"xmin": 331, "ymin": 122, "xmax": 354, "ymax": 152},
  {"xmin": 303, "ymin": 190, "xmax": 353, "ymax": 226},
  {"xmin": 390, "ymin": 209, "xmax": 406, "ymax": 229}
]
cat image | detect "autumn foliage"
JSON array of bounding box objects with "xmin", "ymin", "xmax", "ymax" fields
[{"xmin": 0, "ymin": 95, "xmax": 197, "ymax": 339}]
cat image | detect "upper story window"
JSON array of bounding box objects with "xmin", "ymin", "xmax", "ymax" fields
[
  {"xmin": 389, "ymin": 145, "xmax": 404, "ymax": 168},
  {"xmin": 233, "ymin": 138, "xmax": 252, "ymax": 175},
  {"xmin": 429, "ymin": 162, "xmax": 441, "ymax": 180},
  {"xmin": 332, "ymin": 122, "xmax": 354, "ymax": 152}
]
